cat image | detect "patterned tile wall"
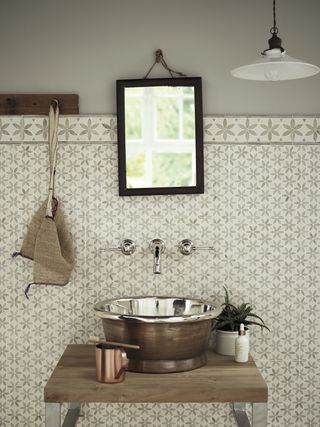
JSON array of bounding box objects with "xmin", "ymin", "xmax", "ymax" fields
[{"xmin": 0, "ymin": 115, "xmax": 319, "ymax": 426}]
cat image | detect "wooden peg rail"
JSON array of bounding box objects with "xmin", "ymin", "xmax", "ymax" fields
[{"xmin": 0, "ymin": 94, "xmax": 79, "ymax": 114}]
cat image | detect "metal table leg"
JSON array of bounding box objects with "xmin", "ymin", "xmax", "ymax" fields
[
  {"xmin": 45, "ymin": 403, "xmax": 61, "ymax": 427},
  {"xmin": 62, "ymin": 402, "xmax": 81, "ymax": 427},
  {"xmin": 233, "ymin": 403, "xmax": 251, "ymax": 427},
  {"xmin": 252, "ymin": 403, "xmax": 267, "ymax": 427},
  {"xmin": 45, "ymin": 402, "xmax": 81, "ymax": 427},
  {"xmin": 232, "ymin": 402, "xmax": 267, "ymax": 427}
]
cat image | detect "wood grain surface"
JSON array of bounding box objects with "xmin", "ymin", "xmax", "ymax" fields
[
  {"xmin": 44, "ymin": 345, "xmax": 268, "ymax": 403},
  {"xmin": 0, "ymin": 94, "xmax": 79, "ymax": 114}
]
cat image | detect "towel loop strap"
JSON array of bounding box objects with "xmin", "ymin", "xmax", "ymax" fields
[{"xmin": 46, "ymin": 99, "xmax": 59, "ymax": 218}]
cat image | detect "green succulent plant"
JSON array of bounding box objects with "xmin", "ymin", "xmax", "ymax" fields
[{"xmin": 213, "ymin": 287, "xmax": 270, "ymax": 332}]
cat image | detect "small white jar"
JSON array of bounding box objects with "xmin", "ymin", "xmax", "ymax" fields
[{"xmin": 215, "ymin": 329, "xmax": 250, "ymax": 356}]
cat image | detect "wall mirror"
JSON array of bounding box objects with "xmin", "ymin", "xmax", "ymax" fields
[{"xmin": 117, "ymin": 77, "xmax": 204, "ymax": 196}]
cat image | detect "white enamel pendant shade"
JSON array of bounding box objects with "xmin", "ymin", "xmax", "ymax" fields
[{"xmin": 231, "ymin": 49, "xmax": 320, "ymax": 81}]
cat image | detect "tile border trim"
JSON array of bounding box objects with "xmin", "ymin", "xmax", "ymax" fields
[{"xmin": 0, "ymin": 115, "xmax": 319, "ymax": 144}]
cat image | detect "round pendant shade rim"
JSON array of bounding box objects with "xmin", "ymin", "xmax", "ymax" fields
[{"xmin": 231, "ymin": 56, "xmax": 320, "ymax": 81}]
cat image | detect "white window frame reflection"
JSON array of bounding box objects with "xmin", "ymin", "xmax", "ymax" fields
[{"xmin": 125, "ymin": 86, "xmax": 196, "ymax": 188}]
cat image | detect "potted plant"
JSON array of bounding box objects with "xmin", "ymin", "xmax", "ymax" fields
[{"xmin": 213, "ymin": 287, "xmax": 269, "ymax": 356}]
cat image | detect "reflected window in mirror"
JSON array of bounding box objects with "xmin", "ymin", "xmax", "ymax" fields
[{"xmin": 117, "ymin": 78, "xmax": 204, "ymax": 196}]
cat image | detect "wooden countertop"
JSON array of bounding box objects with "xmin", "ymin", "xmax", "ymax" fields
[{"xmin": 44, "ymin": 345, "xmax": 268, "ymax": 403}]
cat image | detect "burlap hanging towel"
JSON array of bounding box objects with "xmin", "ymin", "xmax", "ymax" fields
[{"xmin": 13, "ymin": 100, "xmax": 75, "ymax": 298}]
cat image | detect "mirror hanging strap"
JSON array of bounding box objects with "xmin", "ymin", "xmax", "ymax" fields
[{"xmin": 144, "ymin": 49, "xmax": 187, "ymax": 79}]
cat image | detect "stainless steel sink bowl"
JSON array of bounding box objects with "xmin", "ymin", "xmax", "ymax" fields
[{"xmin": 94, "ymin": 296, "xmax": 221, "ymax": 373}]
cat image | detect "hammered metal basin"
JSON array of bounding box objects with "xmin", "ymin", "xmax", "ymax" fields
[{"xmin": 94, "ymin": 296, "xmax": 221, "ymax": 373}]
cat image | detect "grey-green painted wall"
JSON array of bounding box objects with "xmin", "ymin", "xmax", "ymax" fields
[{"xmin": 0, "ymin": 0, "xmax": 319, "ymax": 114}]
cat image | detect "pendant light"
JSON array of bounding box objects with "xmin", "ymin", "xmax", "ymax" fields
[{"xmin": 231, "ymin": 0, "xmax": 320, "ymax": 81}]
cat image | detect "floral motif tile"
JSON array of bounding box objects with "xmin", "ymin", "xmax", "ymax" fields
[{"xmin": 0, "ymin": 116, "xmax": 23, "ymax": 142}]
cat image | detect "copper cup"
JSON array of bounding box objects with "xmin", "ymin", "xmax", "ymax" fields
[{"xmin": 95, "ymin": 343, "xmax": 128, "ymax": 384}]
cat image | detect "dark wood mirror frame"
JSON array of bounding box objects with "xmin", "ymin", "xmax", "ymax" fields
[{"xmin": 116, "ymin": 77, "xmax": 204, "ymax": 196}]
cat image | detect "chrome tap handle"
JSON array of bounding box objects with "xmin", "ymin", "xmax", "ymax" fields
[
  {"xmin": 178, "ymin": 239, "xmax": 215, "ymax": 256},
  {"xmin": 101, "ymin": 239, "xmax": 136, "ymax": 255},
  {"xmin": 194, "ymin": 246, "xmax": 215, "ymax": 251}
]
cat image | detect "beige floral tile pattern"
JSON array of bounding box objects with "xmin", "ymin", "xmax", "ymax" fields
[
  {"xmin": 203, "ymin": 116, "xmax": 320, "ymax": 143},
  {"xmin": 0, "ymin": 115, "xmax": 320, "ymax": 426},
  {"xmin": 0, "ymin": 116, "xmax": 24, "ymax": 142},
  {"xmin": 0, "ymin": 115, "xmax": 320, "ymax": 144}
]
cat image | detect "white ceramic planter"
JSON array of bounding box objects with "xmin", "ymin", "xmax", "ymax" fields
[{"xmin": 214, "ymin": 329, "xmax": 250, "ymax": 356}]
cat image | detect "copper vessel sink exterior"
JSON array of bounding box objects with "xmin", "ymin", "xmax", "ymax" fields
[{"xmin": 94, "ymin": 296, "xmax": 221, "ymax": 373}]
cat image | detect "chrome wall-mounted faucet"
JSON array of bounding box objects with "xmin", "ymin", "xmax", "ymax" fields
[{"xmin": 149, "ymin": 239, "xmax": 165, "ymax": 274}]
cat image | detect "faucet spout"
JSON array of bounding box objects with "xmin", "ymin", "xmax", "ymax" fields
[
  {"xmin": 150, "ymin": 239, "xmax": 165, "ymax": 275},
  {"xmin": 154, "ymin": 245, "xmax": 161, "ymax": 274}
]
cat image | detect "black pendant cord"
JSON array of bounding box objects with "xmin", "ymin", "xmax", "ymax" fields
[
  {"xmin": 271, "ymin": 0, "xmax": 277, "ymax": 34},
  {"xmin": 144, "ymin": 49, "xmax": 187, "ymax": 79},
  {"xmin": 262, "ymin": 0, "xmax": 284, "ymax": 54}
]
